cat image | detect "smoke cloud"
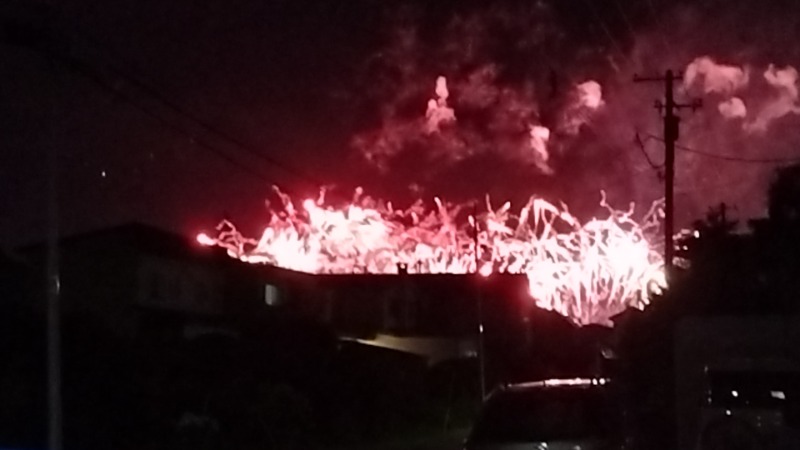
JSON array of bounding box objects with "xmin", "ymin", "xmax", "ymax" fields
[
  {"xmin": 578, "ymin": 81, "xmax": 604, "ymax": 109},
  {"xmin": 529, "ymin": 124, "xmax": 552, "ymax": 174},
  {"xmin": 684, "ymin": 56, "xmax": 749, "ymax": 95},
  {"xmin": 425, "ymin": 76, "xmax": 456, "ymax": 134},
  {"xmin": 353, "ymin": 68, "xmax": 602, "ymax": 180},
  {"xmin": 718, "ymin": 97, "xmax": 747, "ymax": 119},
  {"xmin": 346, "ymin": 0, "xmax": 800, "ymax": 224},
  {"xmin": 682, "ymin": 57, "xmax": 800, "ymax": 133},
  {"xmin": 561, "ymin": 80, "xmax": 604, "ymax": 135},
  {"xmin": 745, "ymin": 64, "xmax": 800, "ymax": 133},
  {"xmin": 349, "ymin": 1, "xmax": 613, "ymax": 198}
]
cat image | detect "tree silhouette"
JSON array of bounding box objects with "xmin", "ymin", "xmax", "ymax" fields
[{"xmin": 768, "ymin": 164, "xmax": 800, "ymax": 226}]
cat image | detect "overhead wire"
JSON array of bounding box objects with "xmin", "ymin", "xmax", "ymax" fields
[
  {"xmin": 644, "ymin": 133, "xmax": 800, "ymax": 164},
  {"xmin": 51, "ymin": 52, "xmax": 277, "ymax": 183},
  {"xmin": 1, "ymin": 12, "xmax": 284, "ymax": 183},
  {"xmin": 634, "ymin": 132, "xmax": 664, "ymax": 169},
  {"xmin": 676, "ymin": 143, "xmax": 800, "ymax": 164},
  {"xmin": 65, "ymin": 28, "xmax": 323, "ymax": 188},
  {"xmin": 674, "ymin": 176, "xmax": 760, "ymax": 196}
]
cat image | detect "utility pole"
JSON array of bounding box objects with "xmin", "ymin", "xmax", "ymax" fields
[
  {"xmin": 46, "ymin": 99, "xmax": 62, "ymax": 450},
  {"xmin": 44, "ymin": 36, "xmax": 64, "ymax": 450},
  {"xmin": 2, "ymin": 14, "xmax": 65, "ymax": 450},
  {"xmin": 634, "ymin": 70, "xmax": 701, "ymax": 279}
]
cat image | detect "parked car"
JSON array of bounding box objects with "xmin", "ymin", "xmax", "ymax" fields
[
  {"xmin": 697, "ymin": 368, "xmax": 800, "ymax": 450},
  {"xmin": 464, "ymin": 378, "xmax": 624, "ymax": 450}
]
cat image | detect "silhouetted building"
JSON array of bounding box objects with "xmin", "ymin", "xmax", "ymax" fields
[
  {"xmin": 17, "ymin": 223, "xmax": 574, "ymax": 376},
  {"xmin": 0, "ymin": 248, "xmax": 30, "ymax": 307},
  {"xmin": 20, "ymin": 223, "xmax": 268, "ymax": 340},
  {"xmin": 284, "ymin": 270, "xmax": 535, "ymax": 366}
]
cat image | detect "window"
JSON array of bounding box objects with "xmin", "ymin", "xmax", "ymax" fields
[{"xmin": 264, "ymin": 283, "xmax": 281, "ymax": 306}]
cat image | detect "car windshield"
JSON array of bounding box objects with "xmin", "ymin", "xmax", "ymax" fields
[{"xmin": 469, "ymin": 387, "xmax": 616, "ymax": 443}]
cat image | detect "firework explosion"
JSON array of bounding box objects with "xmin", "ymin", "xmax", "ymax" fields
[
  {"xmin": 198, "ymin": 73, "xmax": 673, "ymax": 326},
  {"xmin": 198, "ymin": 2, "xmax": 800, "ymax": 326},
  {"xmin": 199, "ymin": 188, "xmax": 665, "ymax": 326},
  {"xmin": 200, "ymin": 48, "xmax": 800, "ymax": 326}
]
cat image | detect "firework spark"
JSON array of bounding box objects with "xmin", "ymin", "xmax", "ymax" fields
[{"xmin": 200, "ymin": 189, "xmax": 665, "ymax": 325}]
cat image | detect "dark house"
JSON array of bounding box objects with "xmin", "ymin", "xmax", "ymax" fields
[
  {"xmin": 18, "ymin": 223, "xmax": 577, "ymax": 375},
  {"xmin": 0, "ymin": 249, "xmax": 30, "ymax": 306},
  {"xmin": 20, "ymin": 223, "xmax": 269, "ymax": 341}
]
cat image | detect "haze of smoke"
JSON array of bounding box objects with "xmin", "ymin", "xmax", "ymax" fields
[
  {"xmin": 633, "ymin": 1, "xmax": 800, "ymax": 224},
  {"xmin": 746, "ymin": 64, "xmax": 800, "ymax": 133},
  {"xmin": 718, "ymin": 97, "xmax": 747, "ymax": 119},
  {"xmin": 560, "ymin": 80, "xmax": 604, "ymax": 135},
  {"xmin": 355, "ymin": 68, "xmax": 604, "ymax": 173},
  {"xmin": 425, "ymin": 76, "xmax": 456, "ymax": 134},
  {"xmin": 350, "ymin": 0, "xmax": 800, "ymax": 224},
  {"xmin": 684, "ymin": 56, "xmax": 749, "ymax": 95},
  {"xmin": 528, "ymin": 124, "xmax": 552, "ymax": 174},
  {"xmin": 351, "ymin": 3, "xmax": 607, "ymax": 185},
  {"xmin": 683, "ymin": 56, "xmax": 800, "ymax": 132}
]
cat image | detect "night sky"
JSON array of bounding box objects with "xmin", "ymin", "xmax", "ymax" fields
[{"xmin": 3, "ymin": 0, "xmax": 800, "ymax": 246}]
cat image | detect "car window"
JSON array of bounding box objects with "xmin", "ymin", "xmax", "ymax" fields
[{"xmin": 469, "ymin": 387, "xmax": 616, "ymax": 443}]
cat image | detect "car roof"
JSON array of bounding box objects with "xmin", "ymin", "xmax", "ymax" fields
[{"xmin": 500, "ymin": 377, "xmax": 611, "ymax": 392}]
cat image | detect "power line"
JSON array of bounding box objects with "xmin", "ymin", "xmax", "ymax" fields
[
  {"xmin": 634, "ymin": 70, "xmax": 701, "ymax": 279},
  {"xmin": 100, "ymin": 60, "xmax": 321, "ymax": 187},
  {"xmin": 2, "ymin": 18, "xmax": 289, "ymax": 184},
  {"xmin": 634, "ymin": 132, "xmax": 664, "ymax": 169},
  {"xmin": 62, "ymin": 26, "xmax": 322, "ymax": 187},
  {"xmin": 53, "ymin": 53, "xmax": 276, "ymax": 183},
  {"xmin": 645, "ymin": 133, "xmax": 800, "ymax": 164},
  {"xmin": 674, "ymin": 176, "xmax": 759, "ymax": 196},
  {"xmin": 676, "ymin": 143, "xmax": 800, "ymax": 164}
]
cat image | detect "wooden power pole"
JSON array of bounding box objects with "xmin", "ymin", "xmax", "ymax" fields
[{"xmin": 634, "ymin": 70, "xmax": 701, "ymax": 279}]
